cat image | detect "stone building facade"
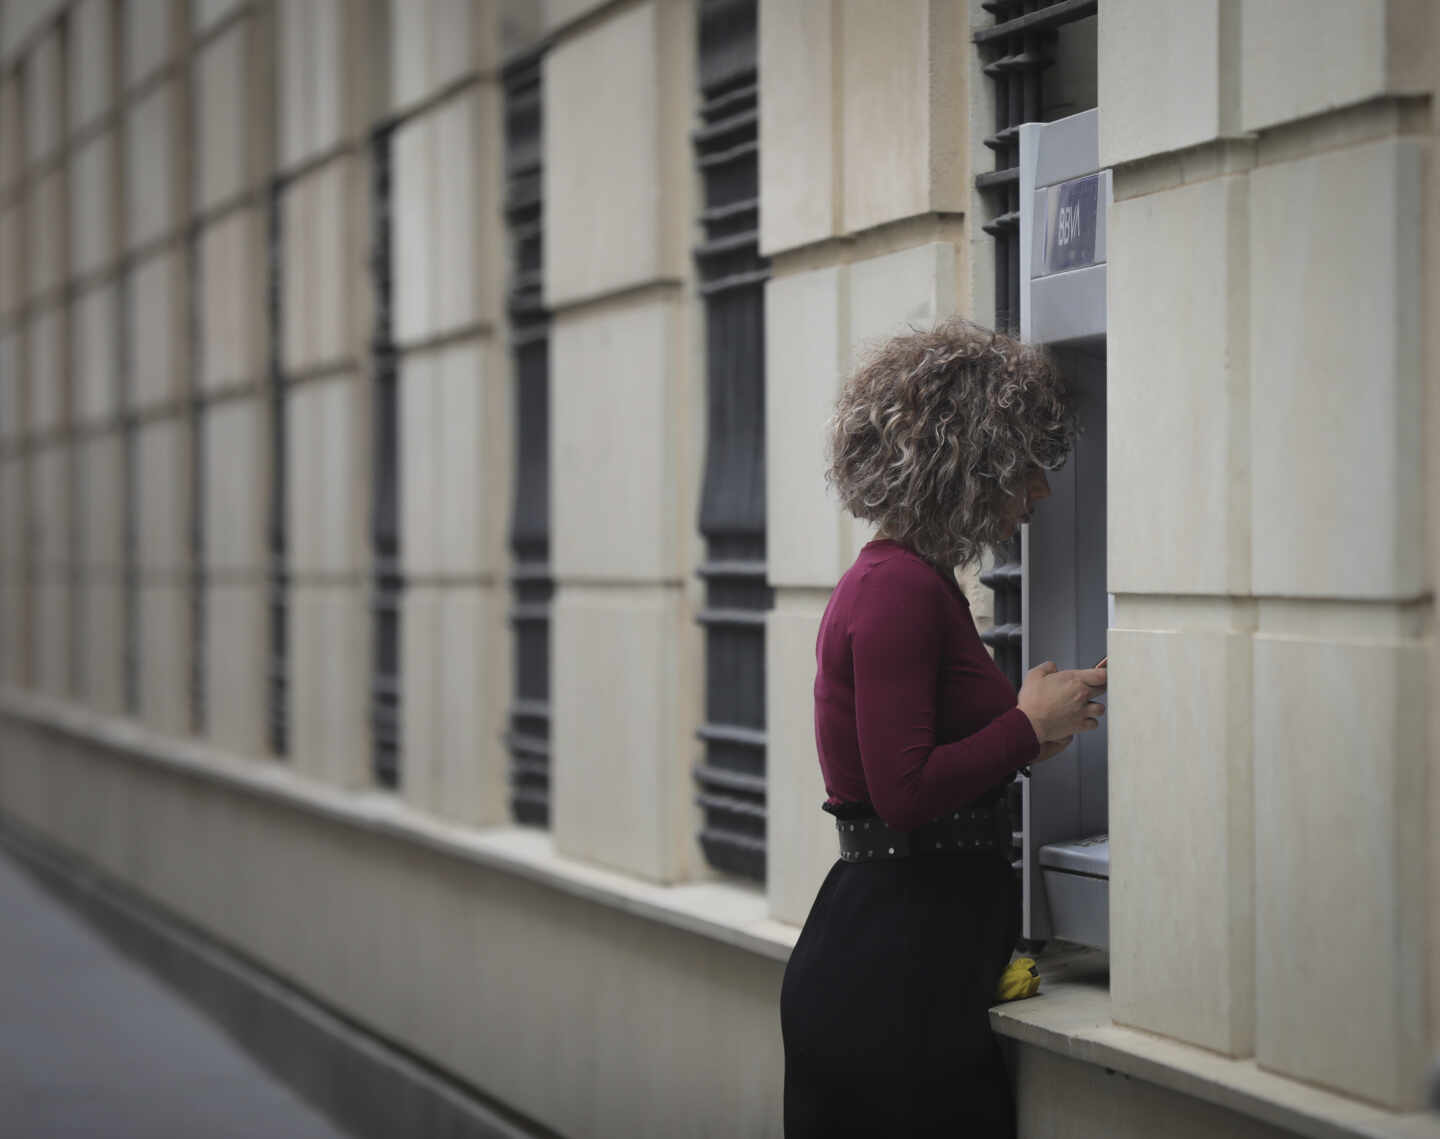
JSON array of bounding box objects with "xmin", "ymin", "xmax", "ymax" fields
[{"xmin": 0, "ymin": 1, "xmax": 1435, "ymax": 1136}]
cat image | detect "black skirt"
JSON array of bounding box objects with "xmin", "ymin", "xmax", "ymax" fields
[{"xmin": 780, "ymin": 833, "xmax": 1020, "ymax": 1138}]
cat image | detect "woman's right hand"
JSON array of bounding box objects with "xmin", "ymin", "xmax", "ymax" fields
[{"xmin": 1017, "ymin": 661, "xmax": 1107, "ymax": 743}]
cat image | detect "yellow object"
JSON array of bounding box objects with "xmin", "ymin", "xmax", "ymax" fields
[{"xmin": 994, "ymin": 956, "xmax": 1041, "ymax": 1002}]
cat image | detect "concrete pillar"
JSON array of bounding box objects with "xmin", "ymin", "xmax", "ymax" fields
[{"xmin": 544, "ymin": 0, "xmax": 699, "ymax": 882}]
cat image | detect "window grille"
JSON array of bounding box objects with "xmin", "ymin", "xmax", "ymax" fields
[
  {"xmin": 188, "ymin": 223, "xmax": 205, "ymax": 734},
  {"xmin": 973, "ymin": 0, "xmax": 1098, "ymax": 886},
  {"xmin": 370, "ymin": 125, "xmax": 402, "ymax": 789},
  {"xmin": 266, "ymin": 177, "xmax": 287, "ymax": 756},
  {"xmin": 502, "ymin": 49, "xmax": 552, "ymax": 827},
  {"xmin": 693, "ymin": 0, "xmax": 771, "ymax": 883},
  {"xmin": 120, "ymin": 277, "xmax": 139, "ymax": 715}
]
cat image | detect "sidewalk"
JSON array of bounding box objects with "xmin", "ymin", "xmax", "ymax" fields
[{"xmin": 0, "ymin": 850, "xmax": 353, "ymax": 1139}]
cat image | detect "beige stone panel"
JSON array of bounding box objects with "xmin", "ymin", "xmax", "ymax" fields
[
  {"xmin": 137, "ymin": 582, "xmax": 190, "ymax": 736},
  {"xmin": 125, "ymin": 0, "xmax": 177, "ymax": 89},
  {"xmin": 550, "ymin": 298, "xmax": 680, "ymax": 582},
  {"xmin": 194, "ymin": 22, "xmax": 252, "ymax": 213},
  {"xmin": 399, "ymin": 584, "xmax": 441, "ymax": 810},
  {"xmin": 388, "ymin": 0, "xmax": 429, "ymax": 112},
  {"xmin": 26, "ymin": 305, "xmax": 64, "ymax": 436},
  {"xmin": 192, "ymin": 0, "xmax": 245, "ymax": 33},
  {"xmin": 0, "ymin": 332, "xmax": 18, "ymax": 443},
  {"xmin": 24, "ymin": 30, "xmax": 62, "ymax": 165},
  {"xmin": 430, "ymin": 89, "xmax": 497, "ymax": 335},
  {"xmin": 0, "ymin": 582, "xmax": 25, "ymax": 685},
  {"xmin": 1014, "ymin": 1047, "xmax": 1301, "ymax": 1139},
  {"xmin": 758, "ymin": 0, "xmax": 835, "ymax": 255},
  {"xmin": 839, "ymin": 0, "xmax": 967, "ymax": 234},
  {"xmin": 124, "ymin": 82, "xmax": 181, "ymax": 251},
  {"xmin": 33, "ymin": 579, "xmax": 70, "ymax": 698},
  {"xmin": 69, "ymin": 0, "xmax": 117, "ymax": 133},
  {"xmin": 541, "ymin": 0, "xmax": 610, "ymax": 32},
  {"xmin": 401, "ymin": 584, "xmax": 506, "ymax": 824},
  {"xmin": 766, "ymin": 595, "xmax": 837, "ymax": 924},
  {"xmin": 29, "ymin": 169, "xmax": 65, "ymax": 301},
  {"xmin": 203, "ymin": 398, "xmax": 266, "ymax": 574},
  {"xmin": 1097, "ymin": 0, "xmax": 1228, "ymax": 169},
  {"xmin": 429, "ymin": 0, "xmax": 497, "ymax": 94},
  {"xmin": 79, "ymin": 432, "xmax": 125, "ymax": 572},
  {"xmin": 70, "ymin": 131, "xmax": 118, "ymax": 278},
  {"xmin": 398, "ymin": 351, "xmax": 440, "ymax": 577},
  {"xmin": 205, "ymin": 580, "xmax": 267, "ymax": 756},
  {"xmin": 435, "ymin": 340, "xmax": 490, "ymax": 575},
  {"xmin": 0, "ymin": 75, "xmax": 20, "ymax": 193},
  {"xmin": 74, "ymin": 283, "xmax": 118, "ymax": 425},
  {"xmin": 552, "ymin": 585, "xmax": 695, "ymax": 882},
  {"xmin": 290, "ymin": 583, "xmax": 369, "ymax": 787},
  {"xmin": 0, "ymin": 457, "xmax": 24, "ymax": 570},
  {"xmin": 277, "ymin": 0, "xmax": 353, "ymax": 169},
  {"xmin": 29, "ymin": 444, "xmax": 69, "ymax": 571},
  {"xmin": 544, "ymin": 1, "xmax": 667, "ymax": 304},
  {"xmin": 434, "ymin": 585, "xmax": 505, "ymax": 824},
  {"xmin": 127, "ymin": 249, "xmax": 183, "ymax": 411},
  {"xmin": 847, "ymin": 241, "xmax": 959, "ymax": 360},
  {"xmin": 766, "ymin": 266, "xmax": 849, "ymax": 589},
  {"xmin": 287, "ymin": 374, "xmax": 365, "ymax": 577},
  {"xmin": 81, "ymin": 579, "xmax": 126, "ymax": 714},
  {"xmin": 390, "ymin": 114, "xmax": 433, "ymax": 346},
  {"xmin": 135, "ymin": 416, "xmax": 189, "ymax": 576},
  {"xmin": 1254, "ymin": 628, "xmax": 1427, "ymax": 1106},
  {"xmin": 1109, "ymin": 175, "xmax": 1249, "ymax": 595},
  {"xmin": 198, "ymin": 208, "xmax": 264, "ymax": 392},
  {"xmin": 1250, "ymin": 140, "xmax": 1424, "ymax": 599},
  {"xmin": 390, "ymin": 0, "xmax": 497, "ymax": 112},
  {"xmin": 1240, "ymin": 0, "xmax": 1428, "ymax": 135},
  {"xmin": 282, "ymin": 159, "xmax": 354, "ymax": 372},
  {"xmin": 0, "ymin": 205, "xmax": 20, "ymax": 319},
  {"xmin": 276, "ymin": 0, "xmax": 311, "ymax": 169},
  {"xmin": 278, "ymin": 180, "xmax": 307, "ymax": 369},
  {"xmin": 1108, "ymin": 620, "xmax": 1254, "ymax": 1056}
]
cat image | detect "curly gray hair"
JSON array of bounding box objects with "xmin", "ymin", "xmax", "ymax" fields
[{"xmin": 825, "ymin": 317, "xmax": 1075, "ymax": 570}]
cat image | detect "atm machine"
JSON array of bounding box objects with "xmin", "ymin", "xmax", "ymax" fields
[{"xmin": 1017, "ymin": 109, "xmax": 1111, "ymax": 949}]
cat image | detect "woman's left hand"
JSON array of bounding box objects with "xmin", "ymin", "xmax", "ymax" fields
[{"xmin": 1034, "ymin": 735, "xmax": 1073, "ymax": 763}]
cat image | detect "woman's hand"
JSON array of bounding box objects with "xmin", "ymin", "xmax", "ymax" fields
[
  {"xmin": 1017, "ymin": 660, "xmax": 1107, "ymax": 743},
  {"xmin": 1033, "ymin": 734, "xmax": 1074, "ymax": 763}
]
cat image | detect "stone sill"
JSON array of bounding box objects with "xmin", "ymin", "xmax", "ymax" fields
[
  {"xmin": 995, "ymin": 953, "xmax": 1440, "ymax": 1139},
  {"xmin": 5, "ymin": 690, "xmax": 1435, "ymax": 1137},
  {"xmin": 0, "ymin": 688, "xmax": 800, "ymax": 964}
]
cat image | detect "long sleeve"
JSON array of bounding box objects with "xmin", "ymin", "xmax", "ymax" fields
[{"xmin": 849, "ymin": 564, "xmax": 1038, "ymax": 830}]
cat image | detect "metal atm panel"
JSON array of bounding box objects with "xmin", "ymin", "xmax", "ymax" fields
[{"xmin": 1018, "ymin": 110, "xmax": 1111, "ymax": 948}]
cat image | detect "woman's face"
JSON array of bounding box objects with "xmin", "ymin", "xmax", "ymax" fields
[{"xmin": 1001, "ymin": 467, "xmax": 1051, "ymax": 537}]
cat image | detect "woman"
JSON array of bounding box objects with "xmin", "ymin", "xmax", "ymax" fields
[{"xmin": 780, "ymin": 318, "xmax": 1108, "ymax": 1138}]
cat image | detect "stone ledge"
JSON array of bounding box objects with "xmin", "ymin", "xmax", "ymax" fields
[
  {"xmin": 994, "ymin": 957, "xmax": 1440, "ymax": 1139},
  {"xmin": 5, "ymin": 686, "xmax": 1434, "ymax": 1137},
  {"xmin": 0, "ymin": 686, "xmax": 797, "ymax": 964}
]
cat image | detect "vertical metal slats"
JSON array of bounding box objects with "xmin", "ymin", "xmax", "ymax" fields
[
  {"xmin": 266, "ymin": 177, "xmax": 288, "ymax": 757},
  {"xmin": 370, "ymin": 126, "xmax": 402, "ymax": 790},
  {"xmin": 503, "ymin": 48, "xmax": 553, "ymax": 826},
  {"xmin": 693, "ymin": 0, "xmax": 771, "ymax": 883}
]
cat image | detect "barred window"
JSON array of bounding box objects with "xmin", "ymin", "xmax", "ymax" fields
[
  {"xmin": 693, "ymin": 0, "xmax": 771, "ymax": 883},
  {"xmin": 370, "ymin": 124, "xmax": 402, "ymax": 789},
  {"xmin": 266, "ymin": 176, "xmax": 287, "ymax": 756},
  {"xmin": 502, "ymin": 49, "xmax": 552, "ymax": 827}
]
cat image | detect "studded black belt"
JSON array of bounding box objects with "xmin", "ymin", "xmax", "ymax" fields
[{"xmin": 835, "ymin": 801, "xmax": 1014, "ymax": 862}]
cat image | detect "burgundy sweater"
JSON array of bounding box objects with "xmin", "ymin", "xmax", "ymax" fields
[{"xmin": 813, "ymin": 539, "xmax": 1040, "ymax": 830}]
